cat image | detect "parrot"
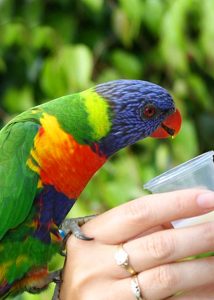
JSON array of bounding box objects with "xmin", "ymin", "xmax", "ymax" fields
[{"xmin": 0, "ymin": 79, "xmax": 182, "ymax": 299}]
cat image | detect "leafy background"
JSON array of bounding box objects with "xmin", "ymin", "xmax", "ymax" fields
[{"xmin": 0, "ymin": 0, "xmax": 213, "ymax": 299}]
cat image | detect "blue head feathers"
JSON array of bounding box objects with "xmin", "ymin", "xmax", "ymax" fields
[{"xmin": 95, "ymin": 79, "xmax": 178, "ymax": 157}]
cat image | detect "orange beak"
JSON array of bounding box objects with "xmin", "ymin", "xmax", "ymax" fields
[{"xmin": 151, "ymin": 109, "xmax": 182, "ymax": 139}]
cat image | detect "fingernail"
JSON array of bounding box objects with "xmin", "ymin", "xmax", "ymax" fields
[{"xmin": 197, "ymin": 192, "xmax": 214, "ymax": 208}]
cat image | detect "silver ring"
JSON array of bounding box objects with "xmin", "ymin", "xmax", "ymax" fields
[
  {"xmin": 131, "ymin": 275, "xmax": 144, "ymax": 300},
  {"xmin": 115, "ymin": 244, "xmax": 137, "ymax": 276}
]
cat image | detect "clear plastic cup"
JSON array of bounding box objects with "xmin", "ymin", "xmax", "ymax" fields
[{"xmin": 144, "ymin": 151, "xmax": 214, "ymax": 228}]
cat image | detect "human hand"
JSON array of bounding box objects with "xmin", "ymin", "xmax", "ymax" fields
[{"xmin": 60, "ymin": 189, "xmax": 214, "ymax": 300}]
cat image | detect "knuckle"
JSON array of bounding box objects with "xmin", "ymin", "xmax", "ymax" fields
[
  {"xmin": 146, "ymin": 233, "xmax": 175, "ymax": 261},
  {"xmin": 202, "ymin": 222, "xmax": 214, "ymax": 245},
  {"xmin": 66, "ymin": 235, "xmax": 87, "ymax": 259},
  {"xmin": 173, "ymin": 195, "xmax": 187, "ymax": 213},
  {"xmin": 154, "ymin": 265, "xmax": 178, "ymax": 290},
  {"xmin": 69, "ymin": 274, "xmax": 88, "ymax": 300},
  {"xmin": 124, "ymin": 199, "xmax": 153, "ymax": 224},
  {"xmin": 67, "ymin": 262, "xmax": 97, "ymax": 298},
  {"xmin": 66, "ymin": 235, "xmax": 80, "ymax": 252}
]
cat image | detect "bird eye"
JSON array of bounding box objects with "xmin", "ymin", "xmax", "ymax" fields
[{"xmin": 141, "ymin": 104, "xmax": 157, "ymax": 119}]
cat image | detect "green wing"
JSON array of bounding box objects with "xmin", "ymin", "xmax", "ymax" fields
[{"xmin": 0, "ymin": 120, "xmax": 40, "ymax": 239}]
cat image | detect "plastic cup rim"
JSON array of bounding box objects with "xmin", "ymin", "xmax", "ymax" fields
[{"xmin": 144, "ymin": 150, "xmax": 214, "ymax": 191}]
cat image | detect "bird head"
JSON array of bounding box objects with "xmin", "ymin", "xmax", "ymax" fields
[{"xmin": 93, "ymin": 80, "xmax": 182, "ymax": 157}]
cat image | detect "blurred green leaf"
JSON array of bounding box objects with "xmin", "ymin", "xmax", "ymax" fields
[
  {"xmin": 41, "ymin": 56, "xmax": 68, "ymax": 98},
  {"xmin": 41, "ymin": 44, "xmax": 93, "ymax": 97},
  {"xmin": 59, "ymin": 44, "xmax": 93, "ymax": 91},
  {"xmin": 143, "ymin": 0, "xmax": 165, "ymax": 35},
  {"xmin": 187, "ymin": 74, "xmax": 212, "ymax": 110},
  {"xmin": 160, "ymin": 0, "xmax": 193, "ymax": 73},
  {"xmin": 0, "ymin": 56, "xmax": 6, "ymax": 72},
  {"xmin": 1, "ymin": 23, "xmax": 29, "ymax": 47},
  {"xmin": 111, "ymin": 49, "xmax": 142, "ymax": 78},
  {"xmin": 198, "ymin": 113, "xmax": 214, "ymax": 150},
  {"xmin": 200, "ymin": 0, "xmax": 214, "ymax": 74},
  {"xmin": 97, "ymin": 68, "xmax": 121, "ymax": 83},
  {"xmin": 32, "ymin": 26, "xmax": 59, "ymax": 50},
  {"xmin": 172, "ymin": 119, "xmax": 199, "ymax": 162},
  {"xmin": 0, "ymin": 0, "xmax": 13, "ymax": 24},
  {"xmin": 155, "ymin": 143, "xmax": 171, "ymax": 172},
  {"xmin": 3, "ymin": 86, "xmax": 34, "ymax": 113},
  {"xmin": 113, "ymin": 0, "xmax": 143, "ymax": 47},
  {"xmin": 81, "ymin": 0, "xmax": 103, "ymax": 13},
  {"xmin": 21, "ymin": 0, "xmax": 43, "ymax": 26}
]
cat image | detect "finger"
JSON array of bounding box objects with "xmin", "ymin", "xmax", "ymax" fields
[
  {"xmin": 120, "ymin": 221, "xmax": 214, "ymax": 275},
  {"xmin": 136, "ymin": 225, "xmax": 165, "ymax": 238},
  {"xmin": 82, "ymin": 189, "xmax": 214, "ymax": 244},
  {"xmin": 167, "ymin": 283, "xmax": 214, "ymax": 299},
  {"xmin": 114, "ymin": 257, "xmax": 214, "ymax": 300}
]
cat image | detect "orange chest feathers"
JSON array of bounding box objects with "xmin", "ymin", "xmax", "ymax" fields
[{"xmin": 27, "ymin": 113, "xmax": 106, "ymax": 199}]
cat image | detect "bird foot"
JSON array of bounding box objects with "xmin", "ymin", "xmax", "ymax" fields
[
  {"xmin": 51, "ymin": 270, "xmax": 63, "ymax": 300},
  {"xmin": 52, "ymin": 216, "xmax": 96, "ymax": 298},
  {"xmin": 60, "ymin": 215, "xmax": 97, "ymax": 242}
]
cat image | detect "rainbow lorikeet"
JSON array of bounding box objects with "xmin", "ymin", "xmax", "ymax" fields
[{"xmin": 0, "ymin": 80, "xmax": 181, "ymax": 299}]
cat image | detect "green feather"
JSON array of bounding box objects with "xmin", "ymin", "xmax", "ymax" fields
[
  {"xmin": 0, "ymin": 121, "xmax": 39, "ymax": 239},
  {"xmin": 38, "ymin": 91, "xmax": 111, "ymax": 144}
]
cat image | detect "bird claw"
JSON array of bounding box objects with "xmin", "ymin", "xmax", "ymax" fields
[
  {"xmin": 51, "ymin": 216, "xmax": 97, "ymax": 299},
  {"xmin": 59, "ymin": 249, "xmax": 67, "ymax": 257},
  {"xmin": 52, "ymin": 271, "xmax": 62, "ymax": 284},
  {"xmin": 51, "ymin": 270, "xmax": 62, "ymax": 300},
  {"xmin": 60, "ymin": 215, "xmax": 97, "ymax": 241}
]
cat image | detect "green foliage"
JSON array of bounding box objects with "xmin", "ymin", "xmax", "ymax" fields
[{"xmin": 0, "ymin": 0, "xmax": 213, "ymax": 299}]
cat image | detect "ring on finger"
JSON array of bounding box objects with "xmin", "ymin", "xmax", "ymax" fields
[
  {"xmin": 131, "ymin": 275, "xmax": 145, "ymax": 300},
  {"xmin": 115, "ymin": 243, "xmax": 137, "ymax": 276}
]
